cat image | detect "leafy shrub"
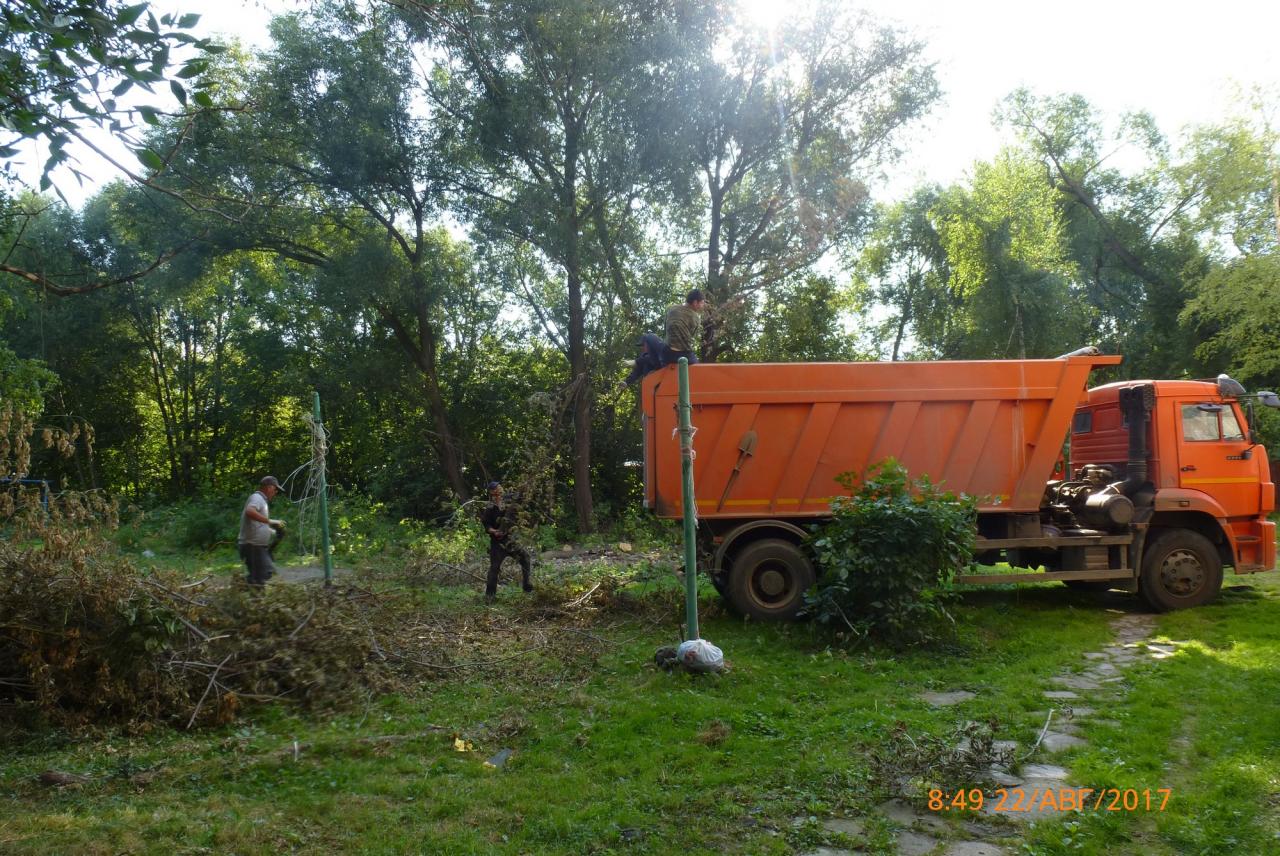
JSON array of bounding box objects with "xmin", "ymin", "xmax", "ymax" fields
[
  {"xmin": 175, "ymin": 503, "xmax": 230, "ymax": 550},
  {"xmin": 113, "ymin": 497, "xmax": 243, "ymax": 555},
  {"xmin": 806, "ymin": 459, "xmax": 977, "ymax": 646}
]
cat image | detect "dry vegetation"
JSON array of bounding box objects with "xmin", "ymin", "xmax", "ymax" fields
[{"xmin": 0, "ymin": 519, "xmax": 686, "ymax": 733}]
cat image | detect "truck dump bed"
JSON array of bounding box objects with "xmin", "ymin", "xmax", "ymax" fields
[{"xmin": 642, "ymin": 355, "xmax": 1122, "ymax": 518}]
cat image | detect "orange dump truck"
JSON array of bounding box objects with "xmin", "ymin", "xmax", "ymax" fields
[{"xmin": 641, "ymin": 353, "xmax": 1277, "ymax": 620}]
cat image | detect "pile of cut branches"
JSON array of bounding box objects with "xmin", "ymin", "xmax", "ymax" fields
[
  {"xmin": 0, "ymin": 528, "xmax": 440, "ymax": 731},
  {"xmin": 867, "ymin": 720, "xmax": 1014, "ymax": 800}
]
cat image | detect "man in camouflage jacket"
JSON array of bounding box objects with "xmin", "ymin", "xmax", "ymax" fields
[
  {"xmin": 480, "ymin": 481, "xmax": 533, "ymax": 602},
  {"xmin": 662, "ymin": 288, "xmax": 707, "ymax": 366}
]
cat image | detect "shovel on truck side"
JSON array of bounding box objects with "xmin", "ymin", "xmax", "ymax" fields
[{"xmin": 717, "ymin": 429, "xmax": 758, "ymax": 511}]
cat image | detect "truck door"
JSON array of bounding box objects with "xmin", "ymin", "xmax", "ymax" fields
[{"xmin": 1175, "ymin": 400, "xmax": 1257, "ymax": 519}]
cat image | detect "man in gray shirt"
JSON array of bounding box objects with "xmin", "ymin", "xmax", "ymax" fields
[{"xmin": 239, "ymin": 476, "xmax": 284, "ymax": 586}]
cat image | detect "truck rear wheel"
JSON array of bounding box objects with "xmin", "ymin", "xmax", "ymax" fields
[
  {"xmin": 726, "ymin": 539, "xmax": 815, "ymax": 621},
  {"xmin": 1139, "ymin": 529, "xmax": 1223, "ymax": 611}
]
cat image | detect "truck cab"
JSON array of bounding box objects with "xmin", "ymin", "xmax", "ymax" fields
[{"xmin": 1069, "ymin": 379, "xmax": 1276, "ymax": 606}]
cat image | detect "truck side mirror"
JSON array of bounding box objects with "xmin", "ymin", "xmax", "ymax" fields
[{"xmin": 1257, "ymin": 391, "xmax": 1280, "ymax": 409}]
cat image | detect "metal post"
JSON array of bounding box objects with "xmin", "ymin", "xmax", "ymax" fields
[
  {"xmin": 313, "ymin": 391, "xmax": 334, "ymax": 587},
  {"xmin": 677, "ymin": 358, "xmax": 700, "ymax": 640}
]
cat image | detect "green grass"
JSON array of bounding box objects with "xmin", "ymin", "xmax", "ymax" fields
[
  {"xmin": 1024, "ymin": 577, "xmax": 1280, "ymax": 855},
  {"xmin": 3, "ymin": 569, "xmax": 1280, "ymax": 855}
]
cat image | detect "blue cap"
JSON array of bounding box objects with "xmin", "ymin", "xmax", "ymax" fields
[{"xmin": 487, "ymin": 481, "xmax": 501, "ymax": 491}]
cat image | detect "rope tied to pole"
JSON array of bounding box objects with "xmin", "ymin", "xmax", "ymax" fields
[{"xmin": 292, "ymin": 411, "xmax": 330, "ymax": 559}]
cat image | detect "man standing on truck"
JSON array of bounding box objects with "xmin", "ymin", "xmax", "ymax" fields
[
  {"xmin": 662, "ymin": 289, "xmax": 707, "ymax": 366},
  {"xmin": 481, "ymin": 480, "xmax": 534, "ymax": 603}
]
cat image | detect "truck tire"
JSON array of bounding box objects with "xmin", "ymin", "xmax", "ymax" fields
[
  {"xmin": 1139, "ymin": 529, "xmax": 1223, "ymax": 611},
  {"xmin": 726, "ymin": 538, "xmax": 815, "ymax": 621}
]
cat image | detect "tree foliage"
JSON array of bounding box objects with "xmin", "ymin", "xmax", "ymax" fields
[
  {"xmin": 677, "ymin": 1, "xmax": 939, "ymax": 360},
  {"xmin": 0, "ymin": 4, "xmax": 1276, "ymax": 535},
  {"xmin": 0, "ymin": 0, "xmax": 222, "ymax": 190}
]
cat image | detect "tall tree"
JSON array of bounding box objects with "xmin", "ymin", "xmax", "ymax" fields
[
  {"xmin": 677, "ymin": 1, "xmax": 938, "ymax": 360},
  {"xmin": 420, "ymin": 0, "xmax": 707, "ymax": 530},
  {"xmin": 1179, "ymin": 94, "xmax": 1280, "ymax": 390},
  {"xmin": 853, "ymin": 186, "xmax": 953, "ymax": 360},
  {"xmin": 152, "ymin": 4, "xmax": 477, "ymax": 500},
  {"xmin": 997, "ymin": 90, "xmax": 1210, "ymax": 374},
  {"xmin": 933, "ymin": 151, "xmax": 1088, "ymax": 359}
]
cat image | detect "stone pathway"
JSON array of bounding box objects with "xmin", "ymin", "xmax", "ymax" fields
[{"xmin": 805, "ymin": 608, "xmax": 1167, "ymax": 855}]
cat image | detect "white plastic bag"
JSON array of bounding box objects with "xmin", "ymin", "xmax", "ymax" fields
[{"xmin": 676, "ymin": 638, "xmax": 724, "ymax": 673}]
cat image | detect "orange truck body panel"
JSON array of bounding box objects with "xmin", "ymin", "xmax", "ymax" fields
[{"xmin": 642, "ymin": 354, "xmax": 1122, "ymax": 519}]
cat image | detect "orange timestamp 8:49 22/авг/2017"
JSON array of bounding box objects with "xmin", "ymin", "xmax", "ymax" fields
[{"xmin": 928, "ymin": 787, "xmax": 1172, "ymax": 813}]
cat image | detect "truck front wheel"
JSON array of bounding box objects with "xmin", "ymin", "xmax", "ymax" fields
[
  {"xmin": 726, "ymin": 538, "xmax": 815, "ymax": 621},
  {"xmin": 1139, "ymin": 529, "xmax": 1223, "ymax": 611}
]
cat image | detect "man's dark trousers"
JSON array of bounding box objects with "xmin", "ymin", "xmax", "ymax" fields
[
  {"xmin": 661, "ymin": 346, "xmax": 697, "ymax": 366},
  {"xmin": 486, "ymin": 539, "xmax": 532, "ymax": 598},
  {"xmin": 239, "ymin": 543, "xmax": 276, "ymax": 586}
]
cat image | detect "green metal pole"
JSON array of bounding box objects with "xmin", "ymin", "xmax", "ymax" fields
[
  {"xmin": 678, "ymin": 358, "xmax": 700, "ymax": 640},
  {"xmin": 313, "ymin": 391, "xmax": 334, "ymax": 587}
]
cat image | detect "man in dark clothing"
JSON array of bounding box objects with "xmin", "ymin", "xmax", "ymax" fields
[
  {"xmin": 481, "ymin": 481, "xmax": 533, "ymax": 602},
  {"xmin": 620, "ymin": 333, "xmax": 666, "ymax": 390},
  {"xmin": 662, "ymin": 288, "xmax": 707, "ymax": 366}
]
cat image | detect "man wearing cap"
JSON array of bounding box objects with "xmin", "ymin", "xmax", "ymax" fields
[
  {"xmin": 662, "ymin": 289, "xmax": 707, "ymax": 366},
  {"xmin": 238, "ymin": 476, "xmax": 285, "ymax": 587},
  {"xmin": 480, "ymin": 480, "xmax": 533, "ymax": 602}
]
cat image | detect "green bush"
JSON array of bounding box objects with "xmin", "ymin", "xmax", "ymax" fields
[
  {"xmin": 113, "ymin": 497, "xmax": 242, "ymax": 555},
  {"xmin": 175, "ymin": 503, "xmax": 229, "ymax": 550},
  {"xmin": 806, "ymin": 458, "xmax": 977, "ymax": 646}
]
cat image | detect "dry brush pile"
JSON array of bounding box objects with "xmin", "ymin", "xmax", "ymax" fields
[
  {"xmin": 0, "ymin": 525, "xmax": 433, "ymax": 731},
  {"xmin": 0, "ymin": 408, "xmax": 677, "ymax": 734},
  {"xmin": 0, "ymin": 522, "xmax": 674, "ymax": 733}
]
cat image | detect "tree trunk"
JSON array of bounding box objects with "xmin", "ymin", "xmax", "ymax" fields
[
  {"xmin": 423, "ymin": 371, "xmax": 469, "ymax": 502},
  {"xmin": 701, "ymin": 184, "xmax": 725, "ymax": 364},
  {"xmin": 208, "ymin": 303, "xmax": 227, "ymax": 489},
  {"xmin": 564, "ymin": 127, "xmax": 594, "ymax": 533},
  {"xmin": 891, "ymin": 270, "xmax": 918, "ymax": 361},
  {"xmin": 891, "ymin": 313, "xmax": 908, "ymax": 362},
  {"xmin": 178, "ymin": 318, "xmax": 195, "ymax": 496},
  {"xmin": 378, "ymin": 302, "xmax": 471, "ymax": 502},
  {"xmin": 137, "ymin": 309, "xmax": 180, "ymax": 495},
  {"xmin": 1271, "ymin": 169, "xmax": 1279, "ymax": 247}
]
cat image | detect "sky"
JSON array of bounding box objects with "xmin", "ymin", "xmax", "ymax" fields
[
  {"xmin": 21, "ymin": 0, "xmax": 1280, "ymax": 206},
  {"xmin": 851, "ymin": 0, "xmax": 1279, "ymax": 191}
]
